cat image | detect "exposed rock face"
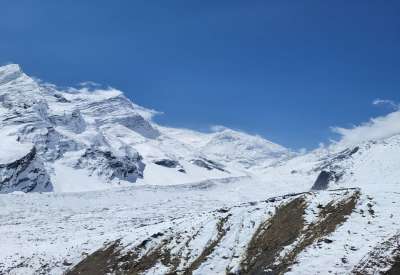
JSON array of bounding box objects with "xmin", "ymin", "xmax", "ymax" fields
[
  {"xmin": 312, "ymin": 170, "xmax": 336, "ymax": 190},
  {"xmin": 0, "ymin": 147, "xmax": 52, "ymax": 193},
  {"xmin": 190, "ymin": 158, "xmax": 226, "ymax": 172},
  {"xmin": 75, "ymin": 147, "xmax": 145, "ymax": 182},
  {"xmin": 153, "ymin": 159, "xmax": 187, "ymax": 173},
  {"xmin": 353, "ymin": 233, "xmax": 400, "ymax": 275},
  {"xmin": 312, "ymin": 146, "xmax": 360, "ymax": 190},
  {"xmin": 53, "ymin": 93, "xmax": 70, "ymax": 103},
  {"xmin": 153, "ymin": 159, "xmax": 180, "ymax": 168}
]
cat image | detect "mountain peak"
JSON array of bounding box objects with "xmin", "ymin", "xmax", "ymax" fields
[
  {"xmin": 0, "ymin": 64, "xmax": 24, "ymax": 84},
  {"xmin": 0, "ymin": 63, "xmax": 23, "ymax": 74}
]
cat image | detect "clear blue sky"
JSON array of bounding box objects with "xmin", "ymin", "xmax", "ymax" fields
[{"xmin": 1, "ymin": 1, "xmax": 400, "ymax": 149}]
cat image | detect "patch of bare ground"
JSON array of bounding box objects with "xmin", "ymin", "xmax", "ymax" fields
[
  {"xmin": 352, "ymin": 233, "xmax": 400, "ymax": 275},
  {"xmin": 67, "ymin": 214, "xmax": 231, "ymax": 275},
  {"xmin": 385, "ymin": 256, "xmax": 400, "ymax": 275},
  {"xmin": 274, "ymin": 190, "xmax": 360, "ymax": 274},
  {"xmin": 182, "ymin": 214, "xmax": 231, "ymax": 275},
  {"xmin": 67, "ymin": 190, "xmax": 360, "ymax": 275},
  {"xmin": 66, "ymin": 232, "xmax": 178, "ymax": 275},
  {"xmin": 124, "ymin": 236, "xmax": 180, "ymax": 275},
  {"xmin": 240, "ymin": 190, "xmax": 360, "ymax": 275},
  {"xmin": 122, "ymin": 214, "xmax": 231, "ymax": 274},
  {"xmin": 66, "ymin": 240, "xmax": 126, "ymax": 275},
  {"xmin": 239, "ymin": 196, "xmax": 307, "ymax": 275}
]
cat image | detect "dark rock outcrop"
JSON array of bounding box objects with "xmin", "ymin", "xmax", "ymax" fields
[
  {"xmin": 0, "ymin": 147, "xmax": 52, "ymax": 193},
  {"xmin": 190, "ymin": 158, "xmax": 226, "ymax": 172},
  {"xmin": 153, "ymin": 159, "xmax": 186, "ymax": 173},
  {"xmin": 312, "ymin": 146, "xmax": 360, "ymax": 191},
  {"xmin": 75, "ymin": 147, "xmax": 145, "ymax": 183},
  {"xmin": 53, "ymin": 93, "xmax": 70, "ymax": 103},
  {"xmin": 312, "ymin": 170, "xmax": 335, "ymax": 190},
  {"xmin": 153, "ymin": 159, "xmax": 180, "ymax": 168}
]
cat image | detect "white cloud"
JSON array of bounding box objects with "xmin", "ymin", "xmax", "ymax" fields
[
  {"xmin": 332, "ymin": 109, "xmax": 400, "ymax": 148},
  {"xmin": 372, "ymin": 98, "xmax": 399, "ymax": 110}
]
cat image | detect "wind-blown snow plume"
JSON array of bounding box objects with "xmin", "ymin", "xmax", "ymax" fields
[{"xmin": 332, "ymin": 100, "xmax": 400, "ymax": 147}]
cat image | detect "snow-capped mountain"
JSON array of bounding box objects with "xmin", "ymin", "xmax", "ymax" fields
[
  {"xmin": 0, "ymin": 64, "xmax": 290, "ymax": 192},
  {"xmin": 173, "ymin": 126, "xmax": 291, "ymax": 168},
  {"xmin": 1, "ymin": 64, "xmax": 399, "ymax": 275}
]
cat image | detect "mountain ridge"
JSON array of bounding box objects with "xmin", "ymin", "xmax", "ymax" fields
[{"xmin": 0, "ymin": 64, "xmax": 290, "ymax": 193}]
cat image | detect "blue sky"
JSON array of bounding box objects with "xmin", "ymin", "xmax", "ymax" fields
[{"xmin": 1, "ymin": 1, "xmax": 400, "ymax": 149}]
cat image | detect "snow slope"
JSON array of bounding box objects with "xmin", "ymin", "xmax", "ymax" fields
[{"xmin": 0, "ymin": 130, "xmax": 32, "ymax": 164}]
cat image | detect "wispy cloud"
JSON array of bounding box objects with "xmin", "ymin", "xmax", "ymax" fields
[
  {"xmin": 372, "ymin": 98, "xmax": 399, "ymax": 110},
  {"xmin": 331, "ymin": 99, "xmax": 400, "ymax": 148}
]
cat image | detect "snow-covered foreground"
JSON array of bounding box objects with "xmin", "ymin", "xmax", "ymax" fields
[
  {"xmin": 0, "ymin": 177, "xmax": 291, "ymax": 274},
  {"xmin": 1, "ymin": 167, "xmax": 400, "ymax": 274},
  {"xmin": 1, "ymin": 183, "xmax": 399, "ymax": 274}
]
